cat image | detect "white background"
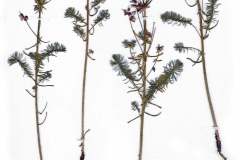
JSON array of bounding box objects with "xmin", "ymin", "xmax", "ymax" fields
[{"xmin": 1, "ymin": 0, "xmax": 240, "ymax": 160}]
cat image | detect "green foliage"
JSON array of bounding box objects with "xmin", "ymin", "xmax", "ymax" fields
[
  {"xmin": 73, "ymin": 25, "xmax": 86, "ymax": 39},
  {"xmin": 64, "ymin": 7, "xmax": 85, "ymax": 23},
  {"xmin": 94, "ymin": 10, "xmax": 110, "ymax": 26},
  {"xmin": 91, "ymin": 0, "xmax": 106, "ymax": 8},
  {"xmin": 38, "ymin": 71, "xmax": 52, "ymax": 83},
  {"xmin": 8, "ymin": 52, "xmax": 33, "ymax": 77},
  {"xmin": 122, "ymin": 39, "xmax": 137, "ymax": 49},
  {"xmin": 34, "ymin": 0, "xmax": 51, "ymax": 13},
  {"xmin": 110, "ymin": 54, "xmax": 136, "ymax": 82},
  {"xmin": 131, "ymin": 101, "xmax": 140, "ymax": 113},
  {"xmin": 174, "ymin": 42, "xmax": 200, "ymax": 53},
  {"xmin": 42, "ymin": 42, "xmax": 66, "ymax": 60},
  {"xmin": 146, "ymin": 60, "xmax": 183, "ymax": 101},
  {"xmin": 160, "ymin": 11, "xmax": 192, "ymax": 27},
  {"xmin": 204, "ymin": 0, "xmax": 220, "ymax": 29}
]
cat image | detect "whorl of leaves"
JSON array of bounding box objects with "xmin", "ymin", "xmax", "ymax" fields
[
  {"xmin": 38, "ymin": 71, "xmax": 52, "ymax": 83},
  {"xmin": 94, "ymin": 10, "xmax": 110, "ymax": 26},
  {"xmin": 91, "ymin": 0, "xmax": 106, "ymax": 8},
  {"xmin": 34, "ymin": 0, "xmax": 51, "ymax": 13},
  {"xmin": 110, "ymin": 54, "xmax": 136, "ymax": 81},
  {"xmin": 161, "ymin": 11, "xmax": 192, "ymax": 27},
  {"xmin": 146, "ymin": 59, "xmax": 183, "ymax": 101},
  {"xmin": 122, "ymin": 40, "xmax": 137, "ymax": 49},
  {"xmin": 131, "ymin": 101, "xmax": 140, "ymax": 113},
  {"xmin": 138, "ymin": 31, "xmax": 151, "ymax": 45},
  {"xmin": 8, "ymin": 52, "xmax": 33, "ymax": 77},
  {"xmin": 73, "ymin": 25, "xmax": 86, "ymax": 39},
  {"xmin": 42, "ymin": 42, "xmax": 66, "ymax": 56},
  {"xmin": 174, "ymin": 43, "xmax": 201, "ymax": 53},
  {"xmin": 204, "ymin": 0, "xmax": 220, "ymax": 29},
  {"xmin": 64, "ymin": 7, "xmax": 85, "ymax": 23},
  {"xmin": 35, "ymin": 42, "xmax": 66, "ymax": 69}
]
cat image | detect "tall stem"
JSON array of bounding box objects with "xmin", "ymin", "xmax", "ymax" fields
[
  {"xmin": 81, "ymin": 0, "xmax": 90, "ymax": 158},
  {"xmin": 35, "ymin": 11, "xmax": 43, "ymax": 160},
  {"xmin": 138, "ymin": 10, "xmax": 147, "ymax": 160},
  {"xmin": 197, "ymin": 1, "xmax": 226, "ymax": 159}
]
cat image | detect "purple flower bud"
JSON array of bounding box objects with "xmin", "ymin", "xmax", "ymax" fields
[
  {"xmin": 24, "ymin": 16, "xmax": 28, "ymax": 21},
  {"xmin": 130, "ymin": 16, "xmax": 136, "ymax": 22},
  {"xmin": 130, "ymin": 0, "xmax": 137, "ymax": 4},
  {"xmin": 19, "ymin": 13, "xmax": 24, "ymax": 21},
  {"xmin": 34, "ymin": 5, "xmax": 38, "ymax": 11},
  {"xmin": 152, "ymin": 67, "xmax": 155, "ymax": 72},
  {"xmin": 131, "ymin": 11, "xmax": 136, "ymax": 16}
]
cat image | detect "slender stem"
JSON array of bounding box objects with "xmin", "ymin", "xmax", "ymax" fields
[
  {"xmin": 197, "ymin": 1, "xmax": 226, "ymax": 159},
  {"xmin": 81, "ymin": 0, "xmax": 90, "ymax": 157},
  {"xmin": 35, "ymin": 11, "xmax": 43, "ymax": 160},
  {"xmin": 138, "ymin": 10, "xmax": 147, "ymax": 160}
]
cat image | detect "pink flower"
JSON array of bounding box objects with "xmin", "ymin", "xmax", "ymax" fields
[
  {"xmin": 130, "ymin": 16, "xmax": 136, "ymax": 22},
  {"xmin": 156, "ymin": 44, "xmax": 164, "ymax": 53}
]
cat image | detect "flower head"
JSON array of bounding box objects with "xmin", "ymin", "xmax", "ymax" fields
[
  {"xmin": 130, "ymin": 16, "xmax": 136, "ymax": 22},
  {"xmin": 19, "ymin": 13, "xmax": 28, "ymax": 21},
  {"xmin": 156, "ymin": 44, "xmax": 164, "ymax": 53},
  {"xmin": 19, "ymin": 13, "xmax": 24, "ymax": 21}
]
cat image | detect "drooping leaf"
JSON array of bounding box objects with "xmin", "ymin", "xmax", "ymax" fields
[
  {"xmin": 122, "ymin": 39, "xmax": 137, "ymax": 49},
  {"xmin": 73, "ymin": 25, "xmax": 86, "ymax": 39},
  {"xmin": 8, "ymin": 52, "xmax": 34, "ymax": 78},
  {"xmin": 91, "ymin": 0, "xmax": 106, "ymax": 8},
  {"xmin": 204, "ymin": 0, "xmax": 220, "ymax": 30},
  {"xmin": 160, "ymin": 11, "xmax": 192, "ymax": 27},
  {"xmin": 110, "ymin": 54, "xmax": 136, "ymax": 82},
  {"xmin": 64, "ymin": 7, "xmax": 85, "ymax": 23},
  {"xmin": 93, "ymin": 10, "xmax": 110, "ymax": 26},
  {"xmin": 146, "ymin": 59, "xmax": 183, "ymax": 101},
  {"xmin": 174, "ymin": 42, "xmax": 201, "ymax": 53}
]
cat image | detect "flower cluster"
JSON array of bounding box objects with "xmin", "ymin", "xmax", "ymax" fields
[
  {"xmin": 123, "ymin": 0, "xmax": 150, "ymax": 22},
  {"xmin": 19, "ymin": 13, "xmax": 28, "ymax": 21},
  {"xmin": 123, "ymin": 7, "xmax": 136, "ymax": 22},
  {"xmin": 131, "ymin": 0, "xmax": 149, "ymax": 13}
]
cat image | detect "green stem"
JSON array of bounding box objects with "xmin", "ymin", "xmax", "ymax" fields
[
  {"xmin": 35, "ymin": 11, "xmax": 43, "ymax": 160},
  {"xmin": 81, "ymin": 0, "xmax": 90, "ymax": 158},
  {"xmin": 138, "ymin": 9, "xmax": 147, "ymax": 160}
]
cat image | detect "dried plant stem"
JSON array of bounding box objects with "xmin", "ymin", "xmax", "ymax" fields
[
  {"xmin": 197, "ymin": 1, "xmax": 225, "ymax": 159},
  {"xmin": 35, "ymin": 11, "xmax": 43, "ymax": 160},
  {"xmin": 81, "ymin": 0, "xmax": 90, "ymax": 158},
  {"xmin": 138, "ymin": 10, "xmax": 147, "ymax": 160}
]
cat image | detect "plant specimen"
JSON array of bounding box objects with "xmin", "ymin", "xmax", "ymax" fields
[
  {"xmin": 7, "ymin": 1, "xmax": 66, "ymax": 160},
  {"xmin": 160, "ymin": 0, "xmax": 226, "ymax": 159},
  {"xmin": 110, "ymin": 0, "xmax": 183, "ymax": 159},
  {"xmin": 64, "ymin": 0, "xmax": 110, "ymax": 159}
]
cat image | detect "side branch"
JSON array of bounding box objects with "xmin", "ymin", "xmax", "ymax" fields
[
  {"xmin": 185, "ymin": 0, "xmax": 197, "ymax": 7},
  {"xmin": 38, "ymin": 112, "xmax": 48, "ymax": 125},
  {"xmin": 26, "ymin": 89, "xmax": 35, "ymax": 98},
  {"xmin": 38, "ymin": 102, "xmax": 48, "ymax": 114}
]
